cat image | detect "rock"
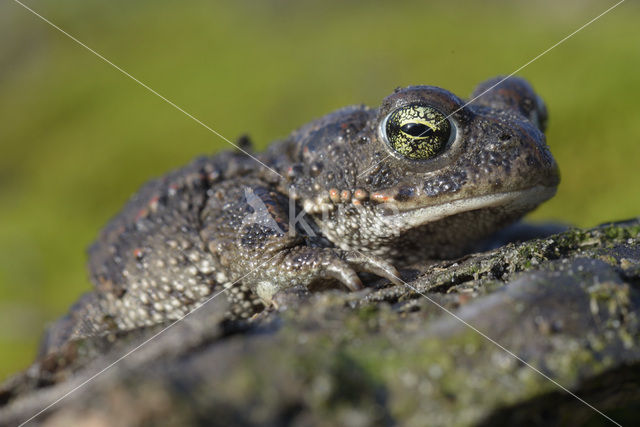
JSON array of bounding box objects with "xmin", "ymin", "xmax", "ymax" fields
[{"xmin": 1, "ymin": 219, "xmax": 639, "ymax": 426}]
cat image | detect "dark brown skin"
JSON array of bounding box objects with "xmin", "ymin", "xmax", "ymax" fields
[{"xmin": 41, "ymin": 76, "xmax": 559, "ymax": 354}]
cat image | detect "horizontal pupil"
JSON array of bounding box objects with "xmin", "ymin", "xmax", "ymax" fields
[{"xmin": 400, "ymin": 122, "xmax": 432, "ymax": 137}]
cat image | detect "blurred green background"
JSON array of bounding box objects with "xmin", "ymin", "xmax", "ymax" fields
[{"xmin": 1, "ymin": 0, "xmax": 639, "ymax": 380}]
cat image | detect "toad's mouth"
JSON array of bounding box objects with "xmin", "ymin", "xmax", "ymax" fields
[{"xmin": 389, "ymin": 185, "xmax": 557, "ymax": 228}]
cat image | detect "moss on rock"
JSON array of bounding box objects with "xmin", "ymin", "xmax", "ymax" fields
[{"xmin": 1, "ymin": 219, "xmax": 640, "ymax": 426}]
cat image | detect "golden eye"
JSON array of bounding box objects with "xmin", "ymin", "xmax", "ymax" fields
[{"xmin": 383, "ymin": 104, "xmax": 451, "ymax": 160}]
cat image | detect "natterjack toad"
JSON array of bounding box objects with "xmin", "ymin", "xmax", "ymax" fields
[{"xmin": 42, "ymin": 76, "xmax": 559, "ymax": 351}]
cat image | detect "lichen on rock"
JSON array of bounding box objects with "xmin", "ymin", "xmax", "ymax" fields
[{"xmin": 1, "ymin": 219, "xmax": 639, "ymax": 426}]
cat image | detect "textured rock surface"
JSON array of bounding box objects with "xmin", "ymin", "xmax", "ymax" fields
[{"xmin": 1, "ymin": 219, "xmax": 640, "ymax": 426}]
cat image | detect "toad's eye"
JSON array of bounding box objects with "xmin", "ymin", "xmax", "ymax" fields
[{"xmin": 383, "ymin": 104, "xmax": 451, "ymax": 160}]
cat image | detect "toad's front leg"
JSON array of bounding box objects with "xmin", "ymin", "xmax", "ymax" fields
[{"xmin": 200, "ymin": 179, "xmax": 402, "ymax": 302}]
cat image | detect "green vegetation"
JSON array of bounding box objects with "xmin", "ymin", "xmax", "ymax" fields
[{"xmin": 1, "ymin": 0, "xmax": 638, "ymax": 379}]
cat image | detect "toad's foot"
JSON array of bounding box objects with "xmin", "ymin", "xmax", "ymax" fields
[{"xmin": 246, "ymin": 247, "xmax": 402, "ymax": 302}]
